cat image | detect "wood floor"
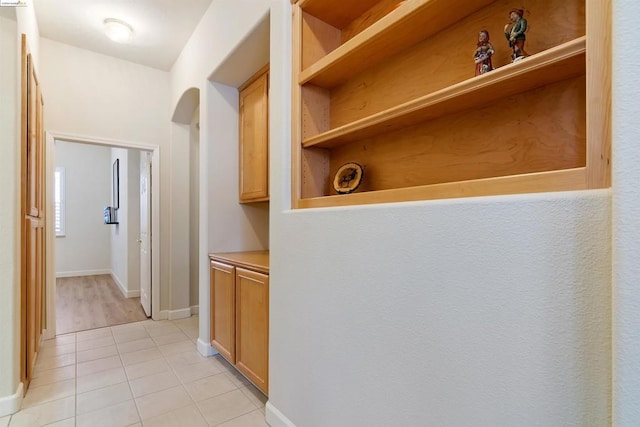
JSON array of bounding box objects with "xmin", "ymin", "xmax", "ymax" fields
[{"xmin": 56, "ymin": 274, "xmax": 148, "ymax": 335}]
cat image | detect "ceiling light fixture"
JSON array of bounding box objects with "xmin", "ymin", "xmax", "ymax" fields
[{"xmin": 103, "ymin": 18, "xmax": 133, "ymax": 44}]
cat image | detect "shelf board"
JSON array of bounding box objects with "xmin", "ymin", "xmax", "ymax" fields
[
  {"xmin": 296, "ymin": 168, "xmax": 587, "ymax": 209},
  {"xmin": 299, "ymin": 0, "xmax": 497, "ymax": 88},
  {"xmin": 302, "ymin": 37, "xmax": 586, "ymax": 149},
  {"xmin": 297, "ymin": 0, "xmax": 380, "ymax": 29}
]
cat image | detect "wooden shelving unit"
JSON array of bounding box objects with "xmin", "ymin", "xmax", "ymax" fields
[
  {"xmin": 292, "ymin": 0, "xmax": 610, "ymax": 209},
  {"xmin": 303, "ymin": 37, "xmax": 586, "ymax": 149}
]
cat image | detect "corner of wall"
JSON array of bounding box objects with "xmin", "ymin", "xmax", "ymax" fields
[
  {"xmin": 265, "ymin": 402, "xmax": 297, "ymax": 427},
  {"xmin": 0, "ymin": 382, "xmax": 23, "ymax": 418}
]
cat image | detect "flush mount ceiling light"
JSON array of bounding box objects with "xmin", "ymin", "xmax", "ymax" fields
[{"xmin": 103, "ymin": 18, "xmax": 133, "ymax": 43}]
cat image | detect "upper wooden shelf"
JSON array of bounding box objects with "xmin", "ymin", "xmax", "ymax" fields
[
  {"xmin": 302, "ymin": 36, "xmax": 586, "ymax": 149},
  {"xmin": 299, "ymin": 0, "xmax": 497, "ymax": 88},
  {"xmin": 298, "ymin": 0, "xmax": 380, "ymax": 29}
]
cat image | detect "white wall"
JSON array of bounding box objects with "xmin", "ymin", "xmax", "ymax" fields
[
  {"xmin": 110, "ymin": 148, "xmax": 128, "ymax": 293},
  {"xmin": 38, "ymin": 38, "xmax": 173, "ymax": 310},
  {"xmin": 127, "ymin": 150, "xmax": 141, "ymax": 297},
  {"xmin": 613, "ymin": 0, "xmax": 640, "ymax": 423},
  {"xmin": 170, "ymin": 0, "xmax": 272, "ymax": 349},
  {"xmin": 55, "ymin": 141, "xmax": 111, "ymax": 276},
  {"xmin": 190, "ymin": 108, "xmax": 199, "ymax": 308},
  {"xmin": 0, "ymin": 12, "xmax": 20, "ymax": 406},
  {"xmin": 110, "ymin": 148, "xmax": 141, "ymax": 298},
  {"xmin": 264, "ymin": 2, "xmax": 610, "ymax": 426}
]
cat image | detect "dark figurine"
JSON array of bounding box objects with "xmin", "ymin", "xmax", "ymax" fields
[
  {"xmin": 504, "ymin": 8, "xmax": 529, "ymax": 62},
  {"xmin": 474, "ymin": 30, "xmax": 494, "ymax": 76}
]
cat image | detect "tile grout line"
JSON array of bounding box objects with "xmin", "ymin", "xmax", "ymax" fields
[{"xmin": 112, "ymin": 325, "xmax": 144, "ymax": 426}]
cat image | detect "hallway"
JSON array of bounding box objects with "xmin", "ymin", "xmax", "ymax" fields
[
  {"xmin": 56, "ymin": 275, "xmax": 148, "ymax": 335},
  {"xmin": 2, "ymin": 317, "xmax": 268, "ymax": 426}
]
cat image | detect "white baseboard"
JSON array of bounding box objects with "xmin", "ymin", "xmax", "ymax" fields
[
  {"xmin": 56, "ymin": 269, "xmax": 110, "ymax": 278},
  {"xmin": 197, "ymin": 338, "xmax": 218, "ymax": 357},
  {"xmin": 168, "ymin": 308, "xmax": 191, "ymax": 320},
  {"xmin": 110, "ymin": 272, "xmax": 139, "ymax": 298},
  {"xmin": 156, "ymin": 310, "xmax": 168, "ymax": 320},
  {"xmin": 0, "ymin": 382, "xmax": 23, "ymax": 418},
  {"xmin": 265, "ymin": 402, "xmax": 297, "ymax": 427},
  {"xmin": 190, "ymin": 305, "xmax": 199, "ymax": 315}
]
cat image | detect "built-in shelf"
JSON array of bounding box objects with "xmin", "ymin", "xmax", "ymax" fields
[
  {"xmin": 302, "ymin": 37, "xmax": 586, "ymax": 149},
  {"xmin": 298, "ymin": 168, "xmax": 587, "ymax": 209},
  {"xmin": 299, "ymin": 0, "xmax": 497, "ymax": 88},
  {"xmin": 292, "ymin": 0, "xmax": 610, "ymax": 209}
]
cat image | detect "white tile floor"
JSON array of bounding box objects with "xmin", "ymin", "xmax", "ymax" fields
[{"xmin": 2, "ymin": 316, "xmax": 269, "ymax": 427}]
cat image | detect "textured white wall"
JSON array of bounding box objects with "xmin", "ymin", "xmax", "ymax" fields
[
  {"xmin": 54, "ymin": 141, "xmax": 111, "ymax": 275},
  {"xmin": 613, "ymin": 0, "xmax": 640, "ymax": 423},
  {"xmin": 38, "ymin": 38, "xmax": 173, "ymax": 309},
  {"xmin": 265, "ymin": 1, "xmax": 612, "ymax": 426},
  {"xmin": 0, "ymin": 13, "xmax": 19, "ymax": 403}
]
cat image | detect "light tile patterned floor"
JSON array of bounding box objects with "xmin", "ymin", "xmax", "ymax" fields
[{"xmin": 5, "ymin": 316, "xmax": 269, "ymax": 427}]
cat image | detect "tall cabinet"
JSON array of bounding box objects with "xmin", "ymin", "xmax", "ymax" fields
[{"xmin": 21, "ymin": 35, "xmax": 46, "ymax": 390}]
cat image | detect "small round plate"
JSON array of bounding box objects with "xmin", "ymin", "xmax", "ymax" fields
[{"xmin": 333, "ymin": 162, "xmax": 364, "ymax": 194}]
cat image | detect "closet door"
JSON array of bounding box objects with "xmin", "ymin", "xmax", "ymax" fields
[
  {"xmin": 21, "ymin": 36, "xmax": 45, "ymax": 390},
  {"xmin": 25, "ymin": 217, "xmax": 43, "ymax": 381}
]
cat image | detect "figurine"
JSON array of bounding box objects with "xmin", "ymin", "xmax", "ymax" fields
[
  {"xmin": 474, "ymin": 30, "xmax": 494, "ymax": 76},
  {"xmin": 504, "ymin": 8, "xmax": 529, "ymax": 62}
]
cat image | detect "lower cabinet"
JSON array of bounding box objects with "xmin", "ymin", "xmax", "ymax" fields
[{"xmin": 209, "ymin": 252, "xmax": 269, "ymax": 395}]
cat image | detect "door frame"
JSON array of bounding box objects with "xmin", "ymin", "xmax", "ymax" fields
[{"xmin": 43, "ymin": 131, "xmax": 161, "ymax": 338}]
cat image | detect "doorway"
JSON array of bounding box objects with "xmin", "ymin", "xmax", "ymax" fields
[{"xmin": 44, "ymin": 132, "xmax": 161, "ymax": 338}]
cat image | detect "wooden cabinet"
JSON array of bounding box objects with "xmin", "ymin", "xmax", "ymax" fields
[
  {"xmin": 291, "ymin": 0, "xmax": 611, "ymax": 208},
  {"xmin": 210, "ymin": 261, "xmax": 236, "ymax": 362},
  {"xmin": 239, "ymin": 66, "xmax": 269, "ymax": 203},
  {"xmin": 209, "ymin": 252, "xmax": 269, "ymax": 395},
  {"xmin": 235, "ymin": 267, "xmax": 269, "ymax": 393}
]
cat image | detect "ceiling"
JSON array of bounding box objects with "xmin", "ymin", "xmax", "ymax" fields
[{"xmin": 33, "ymin": 0, "xmax": 213, "ymax": 71}]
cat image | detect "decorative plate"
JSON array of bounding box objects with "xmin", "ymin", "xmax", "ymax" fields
[{"xmin": 333, "ymin": 162, "xmax": 364, "ymax": 194}]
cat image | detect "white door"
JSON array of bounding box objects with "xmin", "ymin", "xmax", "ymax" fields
[{"xmin": 139, "ymin": 152, "xmax": 152, "ymax": 317}]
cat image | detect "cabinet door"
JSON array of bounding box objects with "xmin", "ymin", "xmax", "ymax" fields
[
  {"xmin": 26, "ymin": 53, "xmax": 41, "ymax": 217},
  {"xmin": 239, "ymin": 68, "xmax": 269, "ymax": 203},
  {"xmin": 210, "ymin": 261, "xmax": 236, "ymax": 363},
  {"xmin": 235, "ymin": 267, "xmax": 269, "ymax": 394},
  {"xmin": 25, "ymin": 216, "xmax": 43, "ymax": 383}
]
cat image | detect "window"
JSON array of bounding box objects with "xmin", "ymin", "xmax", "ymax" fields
[{"xmin": 54, "ymin": 166, "xmax": 65, "ymax": 236}]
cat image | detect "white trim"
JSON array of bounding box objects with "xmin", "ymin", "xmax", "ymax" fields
[
  {"xmin": 197, "ymin": 338, "xmax": 218, "ymax": 357},
  {"xmin": 45, "ymin": 134, "xmax": 57, "ymax": 344},
  {"xmin": 157, "ymin": 310, "xmax": 169, "ymax": 320},
  {"xmin": 190, "ymin": 305, "xmax": 199, "ymax": 315},
  {"xmin": 111, "ymin": 272, "xmax": 127, "ymax": 298},
  {"xmin": 46, "ymin": 131, "xmax": 162, "ymax": 334},
  {"xmin": 56, "ymin": 269, "xmax": 111, "ymax": 278},
  {"xmin": 265, "ymin": 402, "xmax": 297, "ymax": 427},
  {"xmin": 0, "ymin": 382, "xmax": 23, "ymax": 418},
  {"xmin": 168, "ymin": 308, "xmax": 191, "ymax": 320}
]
